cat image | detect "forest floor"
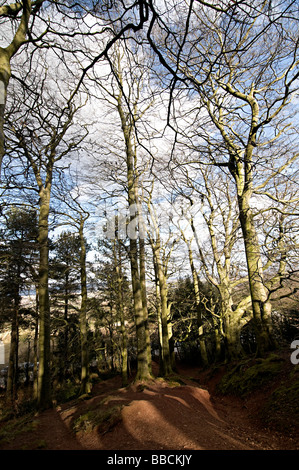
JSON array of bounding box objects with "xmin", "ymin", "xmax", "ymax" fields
[{"xmin": 0, "ymin": 355, "xmax": 298, "ymax": 452}]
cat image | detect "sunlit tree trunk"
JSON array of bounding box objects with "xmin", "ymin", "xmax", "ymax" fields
[
  {"xmin": 117, "ymin": 82, "xmax": 152, "ymax": 381},
  {"xmin": 0, "ymin": 0, "xmax": 33, "ymax": 170},
  {"xmin": 113, "ymin": 241, "xmax": 128, "ymax": 387},
  {"xmin": 186, "ymin": 242, "xmax": 209, "ymax": 367},
  {"xmin": 79, "ymin": 215, "xmax": 90, "ymax": 395},
  {"xmin": 6, "ymin": 298, "xmax": 19, "ymax": 403},
  {"xmin": 37, "ymin": 185, "xmax": 52, "ymax": 410},
  {"xmin": 153, "ymin": 260, "xmax": 163, "ymax": 361},
  {"xmin": 33, "ymin": 290, "xmax": 39, "ymax": 400},
  {"xmin": 127, "ymin": 154, "xmax": 151, "ymax": 380},
  {"xmin": 139, "ymin": 234, "xmax": 152, "ymax": 375},
  {"xmin": 153, "ymin": 243, "xmax": 172, "ymax": 376},
  {"xmin": 237, "ymin": 189, "xmax": 276, "ymax": 355}
]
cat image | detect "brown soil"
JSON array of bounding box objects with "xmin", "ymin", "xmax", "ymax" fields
[{"xmin": 0, "ymin": 362, "xmax": 298, "ymax": 451}]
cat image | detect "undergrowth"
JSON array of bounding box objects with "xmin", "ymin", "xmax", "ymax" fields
[
  {"xmin": 73, "ymin": 402, "xmax": 123, "ymax": 434},
  {"xmin": 216, "ymin": 354, "xmax": 285, "ymax": 397},
  {"xmin": 215, "ymin": 351, "xmax": 299, "ymax": 434}
]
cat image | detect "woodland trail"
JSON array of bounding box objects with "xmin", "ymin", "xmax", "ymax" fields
[{"xmin": 0, "ymin": 362, "xmax": 298, "ymax": 452}]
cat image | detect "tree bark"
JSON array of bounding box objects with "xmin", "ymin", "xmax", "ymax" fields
[
  {"xmin": 139, "ymin": 236, "xmax": 152, "ymax": 375},
  {"xmin": 238, "ymin": 193, "xmax": 276, "ymax": 355},
  {"xmin": 33, "ymin": 290, "xmax": 39, "ymax": 400},
  {"xmin": 117, "ymin": 91, "xmax": 152, "ymax": 381},
  {"xmin": 79, "ymin": 216, "xmax": 90, "ymax": 395},
  {"xmin": 114, "ymin": 241, "xmax": 128, "ymax": 387},
  {"xmin": 37, "ymin": 187, "xmax": 52, "ymax": 410},
  {"xmin": 6, "ymin": 299, "xmax": 19, "ymax": 403},
  {"xmin": 0, "ymin": 0, "xmax": 33, "ymax": 170},
  {"xmin": 187, "ymin": 244, "xmax": 209, "ymax": 366},
  {"xmin": 152, "ymin": 241, "xmax": 172, "ymax": 376}
]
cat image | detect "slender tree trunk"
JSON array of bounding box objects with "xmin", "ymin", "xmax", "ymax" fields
[
  {"xmin": 33, "ymin": 289, "xmax": 39, "ymax": 400},
  {"xmin": 153, "ymin": 243, "xmax": 172, "ymax": 376},
  {"xmin": 79, "ymin": 216, "xmax": 90, "ymax": 395},
  {"xmin": 114, "ymin": 242, "xmax": 128, "ymax": 387},
  {"xmin": 238, "ymin": 193, "xmax": 276, "ymax": 355},
  {"xmin": 129, "ymin": 239, "xmax": 152, "ymax": 380},
  {"xmin": 187, "ymin": 244, "xmax": 209, "ymax": 366},
  {"xmin": 118, "ymin": 97, "xmax": 152, "ymax": 382},
  {"xmin": 154, "ymin": 260, "xmax": 163, "ymax": 362},
  {"xmin": 6, "ymin": 299, "xmax": 19, "ymax": 402},
  {"xmin": 139, "ymin": 237, "xmax": 152, "ymax": 375},
  {"xmin": 167, "ymin": 320, "xmax": 176, "ymax": 370},
  {"xmin": 37, "ymin": 187, "xmax": 52, "ymax": 410},
  {"xmin": 62, "ymin": 273, "xmax": 69, "ymax": 381},
  {"xmin": 212, "ymin": 315, "xmax": 222, "ymax": 362},
  {"xmin": 119, "ymin": 303, "xmax": 128, "ymax": 386}
]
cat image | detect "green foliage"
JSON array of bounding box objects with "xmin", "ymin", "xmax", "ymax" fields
[
  {"xmin": 73, "ymin": 403, "xmax": 123, "ymax": 434},
  {"xmin": 0, "ymin": 207, "xmax": 38, "ymax": 319},
  {"xmin": 217, "ymin": 354, "xmax": 285, "ymax": 397},
  {"xmin": 53, "ymin": 380, "xmax": 81, "ymax": 404}
]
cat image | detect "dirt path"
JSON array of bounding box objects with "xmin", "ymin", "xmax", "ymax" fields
[{"xmin": 1, "ymin": 365, "xmax": 297, "ymax": 451}]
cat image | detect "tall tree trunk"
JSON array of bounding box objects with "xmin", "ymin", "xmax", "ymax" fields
[
  {"xmin": 6, "ymin": 299, "xmax": 19, "ymax": 403},
  {"xmin": 224, "ymin": 308, "xmax": 247, "ymax": 360},
  {"xmin": 62, "ymin": 272, "xmax": 69, "ymax": 381},
  {"xmin": 37, "ymin": 187, "xmax": 52, "ymax": 410},
  {"xmin": 212, "ymin": 314, "xmax": 222, "ymax": 362},
  {"xmin": 139, "ymin": 237, "xmax": 152, "ymax": 375},
  {"xmin": 119, "ymin": 295, "xmax": 128, "ymax": 387},
  {"xmin": 217, "ymin": 280, "xmax": 246, "ymax": 361},
  {"xmin": 187, "ymin": 244, "xmax": 209, "ymax": 367},
  {"xmin": 33, "ymin": 291, "xmax": 39, "ymax": 400},
  {"xmin": 118, "ymin": 94, "xmax": 152, "ymax": 382},
  {"xmin": 114, "ymin": 241, "xmax": 128, "ymax": 387},
  {"xmin": 79, "ymin": 216, "xmax": 90, "ymax": 395},
  {"xmin": 154, "ymin": 260, "xmax": 163, "ymax": 362},
  {"xmin": 153, "ymin": 242, "xmax": 172, "ymax": 376},
  {"xmin": 238, "ymin": 193, "xmax": 276, "ymax": 355},
  {"xmin": 129, "ymin": 238, "xmax": 152, "ymax": 380}
]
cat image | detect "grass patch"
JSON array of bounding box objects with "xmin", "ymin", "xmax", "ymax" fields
[
  {"xmin": 73, "ymin": 403, "xmax": 123, "ymax": 434},
  {"xmin": 216, "ymin": 354, "xmax": 285, "ymax": 397},
  {"xmin": 165, "ymin": 375, "xmax": 187, "ymax": 387}
]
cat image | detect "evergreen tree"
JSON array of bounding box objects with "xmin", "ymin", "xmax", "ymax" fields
[
  {"xmin": 49, "ymin": 231, "xmax": 81, "ymax": 383},
  {"xmin": 0, "ymin": 207, "xmax": 38, "ymax": 402}
]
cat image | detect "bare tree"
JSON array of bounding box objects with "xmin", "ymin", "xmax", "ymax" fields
[
  {"xmin": 153, "ymin": 0, "xmax": 299, "ymax": 355},
  {"xmin": 4, "ymin": 48, "xmax": 89, "ymax": 408},
  {"xmin": 0, "ymin": 0, "xmax": 152, "ymax": 171}
]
